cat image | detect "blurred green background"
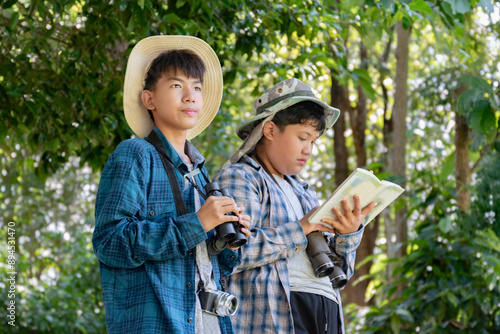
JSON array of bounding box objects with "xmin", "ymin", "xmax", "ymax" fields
[{"xmin": 1, "ymin": 0, "xmax": 499, "ymax": 333}]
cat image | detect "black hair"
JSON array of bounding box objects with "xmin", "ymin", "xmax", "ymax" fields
[
  {"xmin": 271, "ymin": 101, "xmax": 327, "ymax": 134},
  {"xmin": 143, "ymin": 49, "xmax": 206, "ymax": 121}
]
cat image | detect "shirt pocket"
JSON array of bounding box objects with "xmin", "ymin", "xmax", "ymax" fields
[{"xmin": 146, "ymin": 201, "xmax": 176, "ymax": 222}]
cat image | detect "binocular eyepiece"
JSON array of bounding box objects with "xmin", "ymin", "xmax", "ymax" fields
[
  {"xmin": 205, "ymin": 182, "xmax": 247, "ymax": 255},
  {"xmin": 306, "ymin": 231, "xmax": 348, "ymax": 289}
]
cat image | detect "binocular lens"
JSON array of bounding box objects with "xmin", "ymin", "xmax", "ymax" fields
[
  {"xmin": 330, "ymin": 267, "xmax": 348, "ymax": 289},
  {"xmin": 227, "ymin": 230, "xmax": 247, "ymax": 248},
  {"xmin": 314, "ymin": 261, "xmax": 335, "ymax": 278}
]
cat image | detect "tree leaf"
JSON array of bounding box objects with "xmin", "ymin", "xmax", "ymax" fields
[
  {"xmin": 8, "ymin": 11, "xmax": 19, "ymax": 31},
  {"xmin": 438, "ymin": 218, "xmax": 453, "ymax": 233},
  {"xmin": 443, "ymin": 0, "xmax": 471, "ymax": 14},
  {"xmin": 478, "ymin": 0, "xmax": 494, "ymax": 12},
  {"xmin": 459, "ymin": 75, "xmax": 492, "ymax": 94},
  {"xmin": 409, "ymin": 0, "xmax": 433, "ymax": 15},
  {"xmin": 2, "ymin": 0, "xmax": 17, "ymax": 9},
  {"xmin": 457, "ymin": 89, "xmax": 483, "ymax": 116},
  {"xmin": 439, "ymin": 151, "xmax": 455, "ymax": 183}
]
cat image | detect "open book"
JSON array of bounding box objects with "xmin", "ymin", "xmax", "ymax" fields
[{"xmin": 309, "ymin": 168, "xmax": 405, "ymax": 228}]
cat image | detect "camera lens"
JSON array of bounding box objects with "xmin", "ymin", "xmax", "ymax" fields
[{"xmin": 214, "ymin": 292, "xmax": 238, "ymax": 316}]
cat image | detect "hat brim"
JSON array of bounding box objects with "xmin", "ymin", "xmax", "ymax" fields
[
  {"xmin": 123, "ymin": 35, "xmax": 223, "ymax": 139},
  {"xmin": 236, "ymin": 96, "xmax": 340, "ymax": 140}
]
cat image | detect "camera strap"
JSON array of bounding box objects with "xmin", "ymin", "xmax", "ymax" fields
[{"xmin": 253, "ymin": 153, "xmax": 301, "ymax": 220}]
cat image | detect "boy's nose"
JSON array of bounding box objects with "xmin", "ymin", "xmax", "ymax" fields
[
  {"xmin": 184, "ymin": 90, "xmax": 195, "ymax": 103},
  {"xmin": 303, "ymin": 143, "xmax": 313, "ymax": 155}
]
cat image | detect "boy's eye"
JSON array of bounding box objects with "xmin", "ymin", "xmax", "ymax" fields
[
  {"xmin": 171, "ymin": 83, "xmax": 181, "ymax": 88},
  {"xmin": 195, "ymin": 86, "xmax": 202, "ymax": 91},
  {"xmin": 299, "ymin": 137, "xmax": 306, "ymax": 141}
]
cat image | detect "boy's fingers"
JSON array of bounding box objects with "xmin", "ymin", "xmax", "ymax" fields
[
  {"xmin": 361, "ymin": 202, "xmax": 378, "ymax": 216},
  {"xmin": 353, "ymin": 195, "xmax": 361, "ymax": 216},
  {"xmin": 341, "ymin": 198, "xmax": 352, "ymax": 220},
  {"xmin": 316, "ymin": 224, "xmax": 335, "ymax": 234}
]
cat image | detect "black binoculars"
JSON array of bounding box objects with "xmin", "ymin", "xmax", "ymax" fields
[
  {"xmin": 205, "ymin": 182, "xmax": 247, "ymax": 255},
  {"xmin": 306, "ymin": 231, "xmax": 348, "ymax": 289}
]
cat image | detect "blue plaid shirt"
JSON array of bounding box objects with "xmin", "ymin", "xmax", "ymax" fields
[
  {"xmin": 93, "ymin": 127, "xmax": 239, "ymax": 334},
  {"xmin": 213, "ymin": 155, "xmax": 364, "ymax": 334}
]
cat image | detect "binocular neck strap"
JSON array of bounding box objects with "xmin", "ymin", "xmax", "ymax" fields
[
  {"xmin": 146, "ymin": 130, "xmax": 212, "ymax": 212},
  {"xmin": 253, "ymin": 153, "xmax": 300, "ymax": 219},
  {"xmin": 147, "ymin": 130, "xmax": 190, "ymax": 216},
  {"xmin": 146, "ymin": 130, "xmax": 217, "ymax": 291}
]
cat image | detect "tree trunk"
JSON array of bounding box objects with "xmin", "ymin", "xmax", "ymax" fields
[
  {"xmin": 386, "ymin": 21, "xmax": 409, "ymax": 284},
  {"xmin": 455, "ymin": 114, "xmax": 470, "ymax": 211},
  {"xmin": 342, "ymin": 41, "xmax": 377, "ymax": 306},
  {"xmin": 331, "ymin": 74, "xmax": 350, "ymax": 185}
]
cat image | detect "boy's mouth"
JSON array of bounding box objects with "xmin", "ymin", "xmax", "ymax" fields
[{"xmin": 182, "ymin": 108, "xmax": 196, "ymax": 115}]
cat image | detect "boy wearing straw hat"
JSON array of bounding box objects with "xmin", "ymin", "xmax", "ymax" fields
[
  {"xmin": 93, "ymin": 36, "xmax": 250, "ymax": 334},
  {"xmin": 213, "ymin": 78, "xmax": 377, "ymax": 334}
]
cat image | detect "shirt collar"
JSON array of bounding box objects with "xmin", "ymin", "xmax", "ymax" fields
[
  {"xmin": 152, "ymin": 127, "xmax": 205, "ymax": 170},
  {"xmin": 239, "ymin": 154, "xmax": 309, "ymax": 192}
]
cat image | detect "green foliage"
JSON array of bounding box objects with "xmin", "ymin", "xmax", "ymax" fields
[
  {"xmin": 356, "ymin": 148, "xmax": 500, "ymax": 333},
  {"xmin": 1, "ymin": 0, "xmax": 499, "ymax": 333},
  {"xmin": 0, "ymin": 138, "xmax": 105, "ymax": 333},
  {"xmin": 0, "ymin": 0, "xmax": 343, "ymax": 179},
  {"xmin": 457, "ymin": 75, "xmax": 499, "ymax": 144}
]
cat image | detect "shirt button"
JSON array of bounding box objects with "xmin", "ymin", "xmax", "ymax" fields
[
  {"xmin": 188, "ymin": 250, "xmax": 194, "ymax": 255},
  {"xmin": 149, "ymin": 210, "xmax": 154, "ymax": 216},
  {"xmin": 230, "ymin": 256, "xmax": 236, "ymax": 260},
  {"xmin": 295, "ymin": 248, "xmax": 299, "ymax": 252},
  {"xmin": 337, "ymin": 239, "xmax": 342, "ymax": 244},
  {"xmin": 187, "ymin": 282, "xmax": 192, "ymax": 288},
  {"xmin": 187, "ymin": 318, "xmax": 193, "ymax": 323}
]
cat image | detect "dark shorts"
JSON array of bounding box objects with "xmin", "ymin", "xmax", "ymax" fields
[{"xmin": 290, "ymin": 291, "xmax": 340, "ymax": 334}]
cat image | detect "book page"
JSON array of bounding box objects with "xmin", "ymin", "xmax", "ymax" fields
[
  {"xmin": 308, "ymin": 169, "xmax": 404, "ymax": 228},
  {"xmin": 360, "ymin": 185, "xmax": 404, "ymax": 225},
  {"xmin": 308, "ymin": 169, "xmax": 385, "ymax": 227}
]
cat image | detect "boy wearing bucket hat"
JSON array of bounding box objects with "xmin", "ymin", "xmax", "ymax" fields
[
  {"xmin": 213, "ymin": 78, "xmax": 377, "ymax": 334},
  {"xmin": 92, "ymin": 36, "xmax": 250, "ymax": 334}
]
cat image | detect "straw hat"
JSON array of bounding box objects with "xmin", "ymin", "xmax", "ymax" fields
[
  {"xmin": 123, "ymin": 35, "xmax": 223, "ymax": 139},
  {"xmin": 224, "ymin": 78, "xmax": 340, "ymax": 167}
]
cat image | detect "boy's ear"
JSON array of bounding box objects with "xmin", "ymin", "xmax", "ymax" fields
[
  {"xmin": 141, "ymin": 90, "xmax": 155, "ymax": 111},
  {"xmin": 262, "ymin": 121, "xmax": 276, "ymax": 141}
]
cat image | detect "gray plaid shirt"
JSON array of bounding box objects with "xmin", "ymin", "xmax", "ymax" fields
[{"xmin": 213, "ymin": 155, "xmax": 364, "ymax": 334}]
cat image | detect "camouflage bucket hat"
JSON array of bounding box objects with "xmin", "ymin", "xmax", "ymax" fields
[{"xmin": 224, "ymin": 78, "xmax": 341, "ymax": 167}]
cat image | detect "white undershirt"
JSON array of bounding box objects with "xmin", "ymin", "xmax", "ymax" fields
[
  {"xmin": 186, "ymin": 164, "xmax": 221, "ymax": 334},
  {"xmin": 273, "ymin": 175, "xmax": 338, "ymax": 304}
]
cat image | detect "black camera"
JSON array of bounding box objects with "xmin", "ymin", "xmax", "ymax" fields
[
  {"xmin": 306, "ymin": 231, "xmax": 348, "ymax": 289},
  {"xmin": 198, "ymin": 288, "xmax": 238, "ymax": 317},
  {"xmin": 205, "ymin": 182, "xmax": 247, "ymax": 255}
]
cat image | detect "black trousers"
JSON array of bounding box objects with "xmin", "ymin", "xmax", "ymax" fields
[{"xmin": 290, "ymin": 291, "xmax": 340, "ymax": 334}]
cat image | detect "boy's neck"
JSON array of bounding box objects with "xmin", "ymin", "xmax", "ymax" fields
[
  {"xmin": 253, "ymin": 146, "xmax": 283, "ymax": 179},
  {"xmin": 156, "ymin": 126, "xmax": 191, "ymax": 163}
]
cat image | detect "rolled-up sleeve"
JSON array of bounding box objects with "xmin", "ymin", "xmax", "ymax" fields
[
  {"xmin": 214, "ymin": 166, "xmax": 308, "ymax": 274},
  {"xmin": 329, "ymin": 225, "xmax": 364, "ymax": 280}
]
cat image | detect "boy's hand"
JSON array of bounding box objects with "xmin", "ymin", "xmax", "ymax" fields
[
  {"xmin": 321, "ymin": 195, "xmax": 378, "ymax": 235},
  {"xmin": 228, "ymin": 207, "xmax": 251, "ymax": 251},
  {"xmin": 197, "ymin": 196, "xmax": 240, "ymax": 232},
  {"xmin": 299, "ymin": 207, "xmax": 336, "ymax": 235}
]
